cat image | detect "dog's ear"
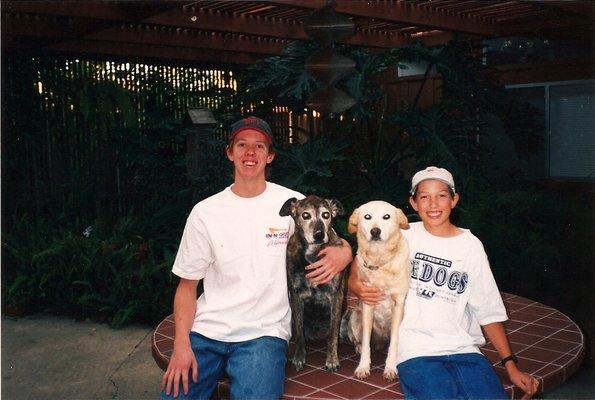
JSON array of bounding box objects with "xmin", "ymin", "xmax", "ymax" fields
[
  {"xmin": 279, "ymin": 197, "xmax": 297, "ymax": 217},
  {"xmin": 396, "ymin": 208, "xmax": 409, "ymax": 229},
  {"xmin": 327, "ymin": 199, "xmax": 344, "ymax": 218},
  {"xmin": 348, "ymin": 207, "xmax": 359, "ymax": 234}
]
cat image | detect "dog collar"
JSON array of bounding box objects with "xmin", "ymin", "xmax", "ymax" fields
[{"xmin": 356, "ymin": 253, "xmax": 380, "ymax": 271}]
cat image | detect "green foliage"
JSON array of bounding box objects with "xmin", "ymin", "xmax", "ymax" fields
[
  {"xmin": 243, "ymin": 39, "xmax": 568, "ymax": 306},
  {"xmin": 2, "ymin": 205, "xmax": 184, "ymax": 328},
  {"xmin": 270, "ymin": 135, "xmax": 349, "ymax": 195},
  {"xmin": 2, "ymin": 56, "xmax": 235, "ymax": 326},
  {"xmin": 459, "ymin": 187, "xmax": 565, "ymax": 297},
  {"xmin": 243, "ymin": 42, "xmax": 319, "ymax": 104},
  {"xmin": 1, "ymin": 40, "xmax": 556, "ymax": 328}
]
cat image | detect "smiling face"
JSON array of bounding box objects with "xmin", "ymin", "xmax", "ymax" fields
[
  {"xmin": 226, "ymin": 129, "xmax": 275, "ymax": 182},
  {"xmin": 409, "ymin": 179, "xmax": 459, "ymax": 236}
]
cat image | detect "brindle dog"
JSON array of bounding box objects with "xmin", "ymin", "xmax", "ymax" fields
[{"xmin": 279, "ymin": 195, "xmax": 347, "ymax": 372}]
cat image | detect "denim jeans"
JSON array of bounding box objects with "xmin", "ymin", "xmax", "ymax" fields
[
  {"xmin": 160, "ymin": 332, "xmax": 287, "ymax": 400},
  {"xmin": 397, "ymin": 353, "xmax": 508, "ymax": 399}
]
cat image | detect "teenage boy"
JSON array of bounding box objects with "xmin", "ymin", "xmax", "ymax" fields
[{"xmin": 161, "ymin": 116, "xmax": 353, "ymax": 399}]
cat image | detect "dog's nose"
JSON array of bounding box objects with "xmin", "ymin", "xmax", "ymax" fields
[
  {"xmin": 313, "ymin": 230, "xmax": 325, "ymax": 242},
  {"xmin": 370, "ymin": 227, "xmax": 381, "ymax": 240}
]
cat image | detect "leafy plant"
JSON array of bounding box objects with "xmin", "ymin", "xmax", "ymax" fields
[
  {"xmin": 2, "ymin": 206, "xmax": 184, "ymax": 327},
  {"xmin": 270, "ymin": 135, "xmax": 350, "ymax": 195},
  {"xmin": 1, "ymin": 39, "xmax": 552, "ymax": 328},
  {"xmin": 459, "ymin": 187, "xmax": 565, "ymax": 298}
]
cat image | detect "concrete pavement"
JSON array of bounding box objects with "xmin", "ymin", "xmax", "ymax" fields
[
  {"xmin": 2, "ymin": 314, "xmax": 163, "ymax": 399},
  {"xmin": 2, "ymin": 313, "xmax": 594, "ymax": 399}
]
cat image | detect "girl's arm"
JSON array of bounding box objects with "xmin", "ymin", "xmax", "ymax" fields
[
  {"xmin": 482, "ymin": 322, "xmax": 540, "ymax": 399},
  {"xmin": 347, "ymin": 258, "xmax": 385, "ymax": 305}
]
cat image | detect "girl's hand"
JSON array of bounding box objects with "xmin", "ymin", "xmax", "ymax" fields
[
  {"xmin": 348, "ymin": 265, "xmax": 385, "ymax": 305},
  {"xmin": 508, "ymin": 365, "xmax": 539, "ymax": 399}
]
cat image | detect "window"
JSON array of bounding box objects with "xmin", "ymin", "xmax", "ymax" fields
[{"xmin": 507, "ymin": 80, "xmax": 595, "ymax": 180}]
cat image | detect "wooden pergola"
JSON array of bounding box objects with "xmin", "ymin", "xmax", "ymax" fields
[{"xmin": 2, "ymin": 1, "xmax": 593, "ymax": 65}]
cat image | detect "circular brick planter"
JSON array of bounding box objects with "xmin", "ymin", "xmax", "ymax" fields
[{"xmin": 152, "ymin": 292, "xmax": 585, "ymax": 399}]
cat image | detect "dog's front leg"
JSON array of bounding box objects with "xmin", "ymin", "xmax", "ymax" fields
[
  {"xmin": 383, "ymin": 293, "xmax": 406, "ymax": 380},
  {"xmin": 354, "ymin": 303, "xmax": 374, "ymax": 379},
  {"xmin": 289, "ymin": 286, "xmax": 307, "ymax": 371},
  {"xmin": 325, "ymin": 275, "xmax": 346, "ymax": 372}
]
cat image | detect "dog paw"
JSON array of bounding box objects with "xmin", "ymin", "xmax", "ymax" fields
[
  {"xmin": 292, "ymin": 355, "xmax": 306, "ymax": 371},
  {"xmin": 324, "ymin": 359, "xmax": 340, "ymax": 372},
  {"xmin": 383, "ymin": 366, "xmax": 397, "ymax": 381},
  {"xmin": 354, "ymin": 365, "xmax": 371, "ymax": 379}
]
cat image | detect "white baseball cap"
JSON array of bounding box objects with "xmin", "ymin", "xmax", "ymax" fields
[{"xmin": 410, "ymin": 166, "xmax": 455, "ymax": 195}]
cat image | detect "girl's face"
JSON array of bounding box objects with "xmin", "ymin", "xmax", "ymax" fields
[{"xmin": 409, "ymin": 179, "xmax": 459, "ymax": 235}]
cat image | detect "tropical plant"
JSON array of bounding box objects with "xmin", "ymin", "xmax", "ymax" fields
[
  {"xmin": 270, "ymin": 135, "xmax": 350, "ymax": 195},
  {"xmin": 1, "ymin": 39, "xmax": 550, "ymax": 328}
]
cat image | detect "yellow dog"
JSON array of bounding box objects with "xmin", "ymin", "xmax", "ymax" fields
[{"xmin": 344, "ymin": 200, "xmax": 410, "ymax": 380}]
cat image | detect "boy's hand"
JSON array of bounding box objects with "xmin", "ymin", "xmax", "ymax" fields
[
  {"xmin": 306, "ymin": 240, "xmax": 352, "ymax": 285},
  {"xmin": 161, "ymin": 345, "xmax": 198, "ymax": 397}
]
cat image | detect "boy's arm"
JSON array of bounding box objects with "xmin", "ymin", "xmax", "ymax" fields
[
  {"xmin": 161, "ymin": 278, "xmax": 199, "ymax": 398},
  {"xmin": 482, "ymin": 322, "xmax": 539, "ymax": 399},
  {"xmin": 305, "ymin": 238, "xmax": 353, "ymax": 284}
]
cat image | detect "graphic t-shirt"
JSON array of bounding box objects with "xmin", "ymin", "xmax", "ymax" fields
[
  {"xmin": 172, "ymin": 182, "xmax": 303, "ymax": 342},
  {"xmin": 396, "ymin": 222, "xmax": 507, "ymax": 365}
]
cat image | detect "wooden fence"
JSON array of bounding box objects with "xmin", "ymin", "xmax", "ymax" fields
[{"xmin": 1, "ymin": 55, "xmax": 294, "ymax": 222}]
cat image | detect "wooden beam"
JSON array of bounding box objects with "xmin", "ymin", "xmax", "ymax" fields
[
  {"xmin": 129, "ymin": 6, "xmax": 413, "ymax": 48},
  {"xmin": 1, "ymin": 15, "xmax": 288, "ymax": 55},
  {"xmin": 87, "ymin": 26, "xmax": 288, "ymax": 56},
  {"xmin": 45, "ymin": 40, "xmax": 262, "ymax": 65},
  {"xmin": 2, "ymin": 1, "xmax": 446, "ymax": 48},
  {"xmin": 527, "ymin": 1, "xmax": 595, "ymax": 19},
  {"xmin": 269, "ymin": 0, "xmax": 502, "ymax": 36},
  {"xmin": 502, "ymin": 15, "xmax": 593, "ymax": 39},
  {"xmin": 1, "ymin": 1, "xmax": 186, "ymax": 22}
]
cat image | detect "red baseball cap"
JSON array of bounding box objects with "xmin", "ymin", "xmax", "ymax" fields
[{"xmin": 229, "ymin": 116, "xmax": 273, "ymax": 145}]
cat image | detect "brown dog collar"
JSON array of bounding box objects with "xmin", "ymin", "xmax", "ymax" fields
[{"xmin": 357, "ymin": 253, "xmax": 380, "ymax": 270}]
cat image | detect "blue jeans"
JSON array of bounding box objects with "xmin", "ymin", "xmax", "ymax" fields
[
  {"xmin": 160, "ymin": 332, "xmax": 287, "ymax": 400},
  {"xmin": 397, "ymin": 353, "xmax": 507, "ymax": 399}
]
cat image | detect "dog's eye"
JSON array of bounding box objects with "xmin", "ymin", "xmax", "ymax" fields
[
  {"xmin": 322, "ymin": 212, "xmax": 330, "ymax": 219},
  {"xmin": 301, "ymin": 212, "xmax": 311, "ymax": 220},
  {"xmin": 383, "ymin": 214, "xmax": 390, "ymax": 220},
  {"xmin": 364, "ymin": 214, "xmax": 372, "ymax": 220}
]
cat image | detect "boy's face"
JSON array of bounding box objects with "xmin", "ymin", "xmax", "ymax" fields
[
  {"xmin": 409, "ymin": 179, "xmax": 459, "ymax": 231},
  {"xmin": 226, "ymin": 129, "xmax": 275, "ymax": 181}
]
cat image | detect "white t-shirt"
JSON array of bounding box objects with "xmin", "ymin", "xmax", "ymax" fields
[
  {"xmin": 396, "ymin": 222, "xmax": 507, "ymax": 365},
  {"xmin": 172, "ymin": 182, "xmax": 303, "ymax": 342}
]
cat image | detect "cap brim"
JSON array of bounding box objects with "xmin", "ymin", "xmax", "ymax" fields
[
  {"xmin": 229, "ymin": 127, "xmax": 273, "ymax": 144},
  {"xmin": 411, "ymin": 178, "xmax": 455, "ymax": 194}
]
